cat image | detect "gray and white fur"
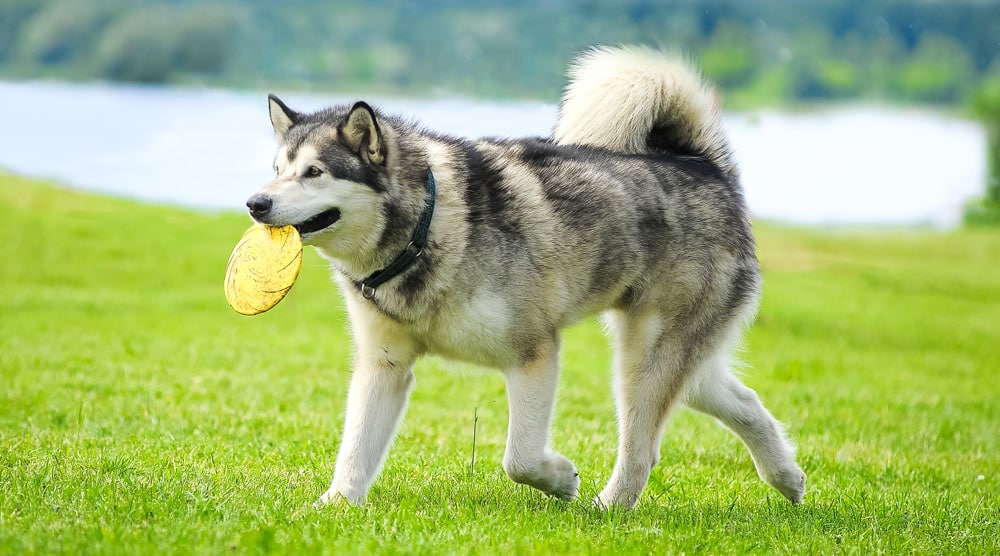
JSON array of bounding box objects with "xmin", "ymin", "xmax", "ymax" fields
[{"xmin": 247, "ymin": 45, "xmax": 805, "ymax": 509}]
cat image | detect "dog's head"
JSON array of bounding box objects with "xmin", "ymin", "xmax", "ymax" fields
[{"xmin": 248, "ymin": 95, "xmax": 415, "ymax": 264}]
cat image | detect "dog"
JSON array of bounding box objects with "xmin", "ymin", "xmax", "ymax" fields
[{"xmin": 246, "ymin": 45, "xmax": 805, "ymax": 509}]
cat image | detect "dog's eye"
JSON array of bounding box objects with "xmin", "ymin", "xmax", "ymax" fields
[{"xmin": 306, "ymin": 166, "xmax": 323, "ymax": 178}]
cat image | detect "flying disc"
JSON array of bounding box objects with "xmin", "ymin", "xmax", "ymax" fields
[{"xmin": 224, "ymin": 224, "xmax": 303, "ymax": 315}]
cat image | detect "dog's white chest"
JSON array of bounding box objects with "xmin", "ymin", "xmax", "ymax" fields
[{"xmin": 422, "ymin": 289, "xmax": 518, "ymax": 368}]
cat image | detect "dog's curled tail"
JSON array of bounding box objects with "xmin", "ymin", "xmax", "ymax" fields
[{"xmin": 553, "ymin": 45, "xmax": 735, "ymax": 176}]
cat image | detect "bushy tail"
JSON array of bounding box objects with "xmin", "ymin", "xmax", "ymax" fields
[{"xmin": 553, "ymin": 45, "xmax": 736, "ymax": 176}]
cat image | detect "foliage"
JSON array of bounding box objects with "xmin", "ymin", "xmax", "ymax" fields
[
  {"xmin": 0, "ymin": 0, "xmax": 999, "ymax": 105},
  {"xmin": 94, "ymin": 4, "xmax": 242, "ymax": 83},
  {"xmin": 895, "ymin": 34, "xmax": 976, "ymax": 104},
  {"xmin": 0, "ymin": 0, "xmax": 43, "ymax": 63},
  {"xmin": 972, "ymin": 78, "xmax": 1000, "ymax": 200},
  {"xmin": 2, "ymin": 175, "xmax": 999, "ymax": 553},
  {"xmin": 968, "ymin": 78, "xmax": 1000, "ymax": 223},
  {"xmin": 171, "ymin": 5, "xmax": 245, "ymax": 77},
  {"xmin": 94, "ymin": 6, "xmax": 176, "ymax": 83},
  {"xmin": 15, "ymin": 0, "xmax": 117, "ymax": 67},
  {"xmin": 698, "ymin": 22, "xmax": 757, "ymax": 89}
]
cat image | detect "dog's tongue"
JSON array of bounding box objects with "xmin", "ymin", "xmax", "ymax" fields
[{"xmin": 224, "ymin": 224, "xmax": 302, "ymax": 315}]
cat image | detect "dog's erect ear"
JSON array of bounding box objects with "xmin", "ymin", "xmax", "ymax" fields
[
  {"xmin": 339, "ymin": 101, "xmax": 385, "ymax": 165},
  {"xmin": 268, "ymin": 94, "xmax": 300, "ymax": 142}
]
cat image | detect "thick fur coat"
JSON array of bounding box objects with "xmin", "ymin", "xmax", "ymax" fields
[{"xmin": 247, "ymin": 46, "xmax": 805, "ymax": 508}]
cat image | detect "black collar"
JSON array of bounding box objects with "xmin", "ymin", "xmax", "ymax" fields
[{"xmin": 357, "ymin": 169, "xmax": 436, "ymax": 300}]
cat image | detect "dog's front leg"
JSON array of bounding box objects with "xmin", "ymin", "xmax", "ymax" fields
[
  {"xmin": 319, "ymin": 346, "xmax": 416, "ymax": 506},
  {"xmin": 502, "ymin": 339, "xmax": 580, "ymax": 500}
]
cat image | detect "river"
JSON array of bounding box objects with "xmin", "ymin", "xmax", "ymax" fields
[{"xmin": 0, "ymin": 81, "xmax": 986, "ymax": 228}]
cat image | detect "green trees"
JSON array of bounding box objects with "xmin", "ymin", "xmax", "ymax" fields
[
  {"xmin": 896, "ymin": 34, "xmax": 975, "ymax": 104},
  {"xmin": 95, "ymin": 6, "xmax": 175, "ymax": 83},
  {"xmin": 0, "ymin": 1, "xmax": 242, "ymax": 83},
  {"xmin": 0, "ymin": 0, "xmax": 44, "ymax": 64},
  {"xmin": 16, "ymin": 1, "xmax": 115, "ymax": 67},
  {"xmin": 969, "ymin": 79, "xmax": 1000, "ymax": 223},
  {"xmin": 699, "ymin": 22, "xmax": 758, "ymax": 89},
  {"xmin": 94, "ymin": 5, "xmax": 241, "ymax": 83},
  {"xmin": 0, "ymin": 0, "xmax": 998, "ymax": 105}
]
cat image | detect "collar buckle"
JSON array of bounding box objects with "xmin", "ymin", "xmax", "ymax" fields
[
  {"xmin": 405, "ymin": 242, "xmax": 424, "ymax": 258},
  {"xmin": 360, "ymin": 283, "xmax": 377, "ymax": 300}
]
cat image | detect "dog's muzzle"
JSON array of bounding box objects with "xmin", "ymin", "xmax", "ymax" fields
[{"xmin": 244, "ymin": 194, "xmax": 341, "ymax": 234}]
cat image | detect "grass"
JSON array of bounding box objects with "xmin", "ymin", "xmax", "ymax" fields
[{"xmin": 1, "ymin": 173, "xmax": 998, "ymax": 554}]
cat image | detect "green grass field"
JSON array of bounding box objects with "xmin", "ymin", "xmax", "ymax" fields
[{"xmin": 2, "ymin": 173, "xmax": 998, "ymax": 554}]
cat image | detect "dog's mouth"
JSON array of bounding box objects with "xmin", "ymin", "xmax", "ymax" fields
[{"xmin": 294, "ymin": 208, "xmax": 341, "ymax": 235}]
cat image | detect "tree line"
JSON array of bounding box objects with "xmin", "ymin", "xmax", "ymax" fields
[{"xmin": 1, "ymin": 0, "xmax": 998, "ymax": 107}]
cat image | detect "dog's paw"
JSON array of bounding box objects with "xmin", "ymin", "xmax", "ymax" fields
[
  {"xmin": 765, "ymin": 465, "xmax": 806, "ymax": 505},
  {"xmin": 504, "ymin": 452, "xmax": 580, "ymax": 501},
  {"xmin": 315, "ymin": 487, "xmax": 364, "ymax": 508},
  {"xmin": 593, "ymin": 487, "xmax": 640, "ymax": 510},
  {"xmin": 591, "ymin": 494, "xmax": 616, "ymax": 511},
  {"xmin": 546, "ymin": 454, "xmax": 580, "ymax": 501}
]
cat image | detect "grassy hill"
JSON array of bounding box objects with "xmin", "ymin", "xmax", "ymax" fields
[{"xmin": 1, "ymin": 173, "xmax": 998, "ymax": 554}]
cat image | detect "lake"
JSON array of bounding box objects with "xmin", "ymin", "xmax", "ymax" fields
[{"xmin": 0, "ymin": 81, "xmax": 987, "ymax": 228}]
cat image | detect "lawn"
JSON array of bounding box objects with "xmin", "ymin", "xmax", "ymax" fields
[{"xmin": 1, "ymin": 173, "xmax": 998, "ymax": 554}]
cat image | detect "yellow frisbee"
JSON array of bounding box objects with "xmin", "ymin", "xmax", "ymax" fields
[{"xmin": 224, "ymin": 224, "xmax": 303, "ymax": 315}]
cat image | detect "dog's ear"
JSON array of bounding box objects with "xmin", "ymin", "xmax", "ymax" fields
[
  {"xmin": 339, "ymin": 101, "xmax": 385, "ymax": 165},
  {"xmin": 268, "ymin": 94, "xmax": 300, "ymax": 142}
]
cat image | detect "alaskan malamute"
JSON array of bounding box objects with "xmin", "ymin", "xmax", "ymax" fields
[{"xmin": 247, "ymin": 46, "xmax": 805, "ymax": 509}]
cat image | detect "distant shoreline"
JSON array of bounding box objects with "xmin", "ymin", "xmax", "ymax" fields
[{"xmin": 0, "ymin": 80, "xmax": 985, "ymax": 228}]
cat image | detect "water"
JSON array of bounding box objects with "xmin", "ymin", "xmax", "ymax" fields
[{"xmin": 0, "ymin": 81, "xmax": 986, "ymax": 228}]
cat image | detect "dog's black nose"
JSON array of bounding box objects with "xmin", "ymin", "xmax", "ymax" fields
[{"xmin": 246, "ymin": 194, "xmax": 273, "ymax": 217}]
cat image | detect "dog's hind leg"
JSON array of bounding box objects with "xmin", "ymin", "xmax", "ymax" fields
[
  {"xmin": 502, "ymin": 338, "xmax": 580, "ymax": 500},
  {"xmin": 596, "ymin": 311, "xmax": 700, "ymax": 509},
  {"xmin": 319, "ymin": 341, "xmax": 418, "ymax": 506},
  {"xmin": 684, "ymin": 355, "xmax": 805, "ymax": 503}
]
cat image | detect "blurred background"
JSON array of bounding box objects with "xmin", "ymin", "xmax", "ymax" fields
[{"xmin": 1, "ymin": 0, "xmax": 999, "ymax": 227}]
